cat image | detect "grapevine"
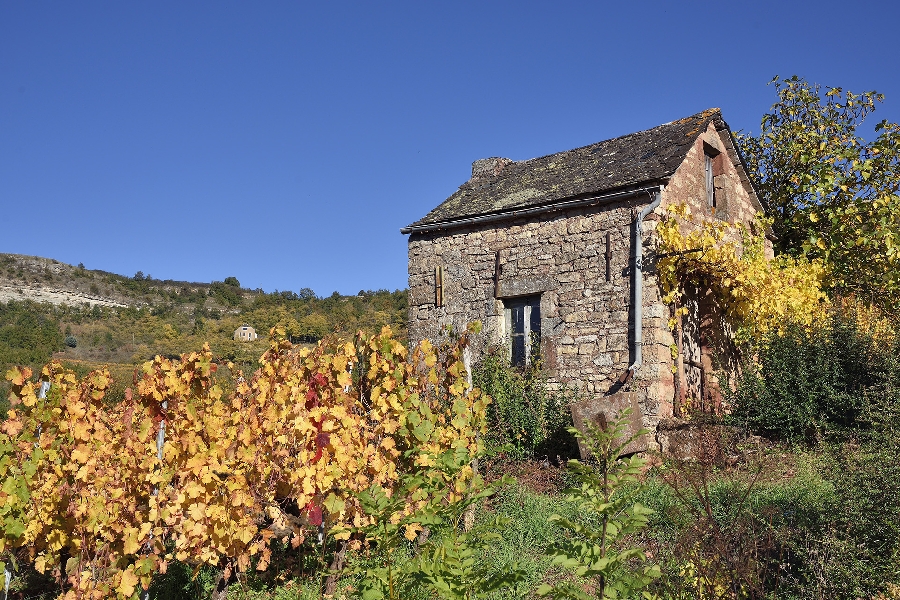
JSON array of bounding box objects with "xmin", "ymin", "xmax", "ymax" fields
[
  {"xmin": 656, "ymin": 203, "xmax": 827, "ymax": 345},
  {"xmin": 1, "ymin": 325, "xmax": 488, "ymax": 599}
]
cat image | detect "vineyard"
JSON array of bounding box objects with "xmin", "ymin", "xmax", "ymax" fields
[
  {"xmin": 1, "ymin": 326, "xmax": 490, "ymax": 599},
  {"xmin": 4, "ymin": 317, "xmax": 899, "ymax": 600}
]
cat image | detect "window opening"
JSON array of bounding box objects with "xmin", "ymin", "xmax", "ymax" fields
[
  {"xmin": 705, "ymin": 153, "xmax": 716, "ymax": 210},
  {"xmin": 504, "ymin": 295, "xmax": 541, "ymax": 367},
  {"xmin": 493, "ymin": 251, "xmax": 501, "ymax": 298},
  {"xmin": 604, "ymin": 232, "xmax": 612, "ymax": 282}
]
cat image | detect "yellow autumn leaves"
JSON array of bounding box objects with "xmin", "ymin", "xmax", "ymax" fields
[
  {"xmin": 2, "ymin": 360, "xmax": 161, "ymax": 599},
  {"xmin": 656, "ymin": 203, "xmax": 827, "ymax": 344},
  {"xmin": 1, "ymin": 326, "xmax": 488, "ymax": 599}
]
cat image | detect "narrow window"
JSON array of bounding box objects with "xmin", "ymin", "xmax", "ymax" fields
[
  {"xmin": 510, "ymin": 302, "xmax": 526, "ymax": 366},
  {"xmin": 705, "ymin": 153, "xmax": 716, "ymax": 210},
  {"xmin": 493, "ymin": 251, "xmax": 501, "ymax": 298},
  {"xmin": 504, "ymin": 295, "xmax": 541, "ymax": 367}
]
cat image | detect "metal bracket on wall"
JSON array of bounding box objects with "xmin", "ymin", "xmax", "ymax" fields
[
  {"xmin": 434, "ymin": 265, "xmax": 444, "ymax": 307},
  {"xmin": 493, "ymin": 251, "xmax": 501, "ymax": 298}
]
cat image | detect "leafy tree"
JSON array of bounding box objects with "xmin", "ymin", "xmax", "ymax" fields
[
  {"xmin": 223, "ymin": 276, "xmax": 240, "ymax": 287},
  {"xmin": 737, "ymin": 76, "xmax": 900, "ymax": 314},
  {"xmin": 209, "ymin": 281, "xmax": 242, "ymax": 307},
  {"xmin": 0, "ymin": 302, "xmax": 64, "ymax": 368}
]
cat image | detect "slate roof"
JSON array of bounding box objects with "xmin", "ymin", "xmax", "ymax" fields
[{"xmin": 403, "ymin": 108, "xmax": 724, "ymax": 233}]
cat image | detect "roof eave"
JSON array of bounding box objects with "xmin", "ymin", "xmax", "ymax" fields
[{"xmin": 400, "ymin": 182, "xmax": 665, "ymax": 235}]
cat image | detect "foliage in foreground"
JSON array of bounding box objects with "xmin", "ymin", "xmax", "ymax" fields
[
  {"xmin": 0, "ymin": 326, "xmax": 487, "ymax": 599},
  {"xmin": 347, "ymin": 449, "xmax": 526, "ymax": 600},
  {"xmin": 539, "ymin": 410, "xmax": 660, "ymax": 600},
  {"xmin": 473, "ymin": 348, "xmax": 578, "ymax": 461},
  {"xmin": 729, "ymin": 299, "xmax": 900, "ymax": 443},
  {"xmin": 656, "ymin": 203, "xmax": 826, "ymax": 346},
  {"xmin": 723, "ymin": 300, "xmax": 900, "ymax": 597}
]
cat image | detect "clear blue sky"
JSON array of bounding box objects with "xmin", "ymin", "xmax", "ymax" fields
[{"xmin": 2, "ymin": 1, "xmax": 898, "ymax": 296}]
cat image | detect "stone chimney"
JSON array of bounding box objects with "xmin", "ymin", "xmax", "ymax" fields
[{"xmin": 471, "ymin": 157, "xmax": 513, "ymax": 179}]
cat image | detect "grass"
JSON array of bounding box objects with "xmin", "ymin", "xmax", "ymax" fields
[
  {"xmin": 205, "ymin": 453, "xmax": 834, "ymax": 600},
  {"xmin": 214, "ymin": 478, "xmax": 576, "ymax": 600}
]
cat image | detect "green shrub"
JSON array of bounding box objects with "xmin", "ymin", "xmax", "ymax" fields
[
  {"xmin": 473, "ymin": 349, "xmax": 577, "ymax": 461},
  {"xmin": 647, "ymin": 418, "xmax": 899, "ymax": 599},
  {"xmin": 0, "ymin": 301, "xmax": 64, "ymax": 368},
  {"xmin": 145, "ymin": 560, "xmax": 219, "ymax": 600},
  {"xmin": 348, "ymin": 448, "xmax": 526, "ymax": 600},
  {"xmin": 210, "ymin": 281, "xmax": 243, "ymax": 307},
  {"xmin": 729, "ymin": 310, "xmax": 900, "ymax": 442},
  {"xmin": 539, "ymin": 410, "xmax": 660, "ymax": 599}
]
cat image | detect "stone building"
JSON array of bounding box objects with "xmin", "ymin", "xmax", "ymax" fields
[
  {"xmin": 401, "ymin": 109, "xmax": 769, "ymax": 448},
  {"xmin": 233, "ymin": 325, "xmax": 258, "ymax": 342}
]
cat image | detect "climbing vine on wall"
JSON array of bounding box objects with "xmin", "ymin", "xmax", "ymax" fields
[{"xmin": 655, "ymin": 203, "xmax": 827, "ymax": 346}]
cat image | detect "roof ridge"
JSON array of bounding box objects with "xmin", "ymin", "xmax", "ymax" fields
[{"xmin": 508, "ymin": 108, "xmax": 722, "ymax": 167}]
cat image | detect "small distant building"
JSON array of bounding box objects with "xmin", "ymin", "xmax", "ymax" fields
[{"xmin": 233, "ymin": 325, "xmax": 258, "ymax": 342}]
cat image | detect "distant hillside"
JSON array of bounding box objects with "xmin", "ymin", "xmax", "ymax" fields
[
  {"xmin": 0, "ymin": 253, "xmax": 244, "ymax": 309},
  {"xmin": 0, "ymin": 252, "xmax": 407, "ymax": 377}
]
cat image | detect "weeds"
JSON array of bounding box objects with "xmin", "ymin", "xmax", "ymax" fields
[{"xmin": 538, "ymin": 410, "xmax": 660, "ymax": 599}]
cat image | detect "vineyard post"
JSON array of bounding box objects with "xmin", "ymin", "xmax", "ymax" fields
[
  {"xmin": 1, "ymin": 560, "xmax": 9, "ymax": 600},
  {"xmin": 156, "ymin": 401, "xmax": 166, "ymax": 461},
  {"xmin": 462, "ymin": 345, "xmax": 477, "ymax": 532}
]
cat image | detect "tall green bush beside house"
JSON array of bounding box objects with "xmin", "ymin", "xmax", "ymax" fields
[
  {"xmin": 472, "ymin": 349, "xmax": 578, "ymax": 461},
  {"xmin": 726, "ymin": 304, "xmax": 900, "ymax": 597},
  {"xmin": 729, "ymin": 306, "xmax": 900, "ymax": 442}
]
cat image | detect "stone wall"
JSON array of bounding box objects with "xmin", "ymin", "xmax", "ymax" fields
[
  {"xmin": 655, "ymin": 122, "xmax": 774, "ymax": 412},
  {"xmin": 407, "ymin": 196, "xmax": 674, "ymax": 437},
  {"xmin": 659, "ymin": 122, "xmax": 769, "ymax": 243}
]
